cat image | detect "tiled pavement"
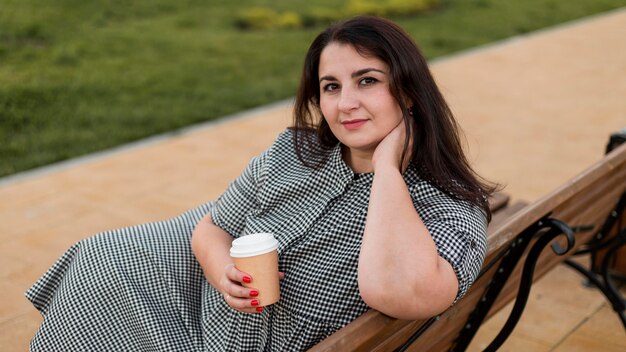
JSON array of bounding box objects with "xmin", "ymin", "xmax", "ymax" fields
[{"xmin": 1, "ymin": 8, "xmax": 625, "ymax": 351}]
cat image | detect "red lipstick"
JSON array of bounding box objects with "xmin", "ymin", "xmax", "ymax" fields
[{"xmin": 342, "ymin": 119, "xmax": 367, "ymax": 130}]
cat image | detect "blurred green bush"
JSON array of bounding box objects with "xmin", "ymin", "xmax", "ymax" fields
[
  {"xmin": 346, "ymin": 0, "xmax": 441, "ymax": 16},
  {"xmin": 235, "ymin": 0, "xmax": 441, "ymax": 30},
  {"xmin": 234, "ymin": 8, "xmax": 281, "ymax": 30}
]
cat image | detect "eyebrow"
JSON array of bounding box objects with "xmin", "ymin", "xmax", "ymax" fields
[{"xmin": 319, "ymin": 67, "xmax": 386, "ymax": 83}]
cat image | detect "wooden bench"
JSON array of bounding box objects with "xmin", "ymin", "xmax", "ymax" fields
[{"xmin": 311, "ymin": 135, "xmax": 626, "ymax": 351}]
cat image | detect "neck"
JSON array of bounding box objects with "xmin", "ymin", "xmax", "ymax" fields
[{"xmin": 342, "ymin": 146, "xmax": 374, "ymax": 173}]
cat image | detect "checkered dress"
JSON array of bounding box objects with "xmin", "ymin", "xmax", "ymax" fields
[{"xmin": 26, "ymin": 129, "xmax": 487, "ymax": 351}]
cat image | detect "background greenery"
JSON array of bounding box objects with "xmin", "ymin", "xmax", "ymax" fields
[{"xmin": 1, "ymin": 0, "xmax": 625, "ymax": 177}]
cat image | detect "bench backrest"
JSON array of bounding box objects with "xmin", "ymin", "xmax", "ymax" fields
[{"xmin": 310, "ymin": 142, "xmax": 626, "ymax": 351}]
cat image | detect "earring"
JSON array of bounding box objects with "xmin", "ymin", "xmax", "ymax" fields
[{"xmin": 408, "ymin": 106, "xmax": 415, "ymax": 116}]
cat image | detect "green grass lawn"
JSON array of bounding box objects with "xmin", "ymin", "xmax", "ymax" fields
[{"xmin": 1, "ymin": 0, "xmax": 625, "ymax": 177}]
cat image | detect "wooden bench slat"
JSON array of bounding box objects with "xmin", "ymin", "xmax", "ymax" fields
[
  {"xmin": 488, "ymin": 191, "xmax": 510, "ymax": 213},
  {"xmin": 454, "ymin": 145, "xmax": 626, "ymax": 350},
  {"xmin": 480, "ymin": 154, "xmax": 626, "ymax": 324},
  {"xmin": 487, "ymin": 143, "xmax": 626, "ymax": 251},
  {"xmin": 488, "ymin": 201, "xmax": 528, "ymax": 234},
  {"xmin": 309, "ymin": 310, "xmax": 409, "ymax": 352}
]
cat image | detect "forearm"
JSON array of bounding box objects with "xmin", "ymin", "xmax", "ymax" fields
[
  {"xmin": 191, "ymin": 214, "xmax": 234, "ymax": 294},
  {"xmin": 358, "ymin": 166, "xmax": 457, "ymax": 319}
]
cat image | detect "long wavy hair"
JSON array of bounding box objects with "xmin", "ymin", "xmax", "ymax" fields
[{"xmin": 292, "ymin": 16, "xmax": 497, "ymax": 219}]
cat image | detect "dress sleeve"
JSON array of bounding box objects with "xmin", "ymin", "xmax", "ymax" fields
[
  {"xmin": 410, "ymin": 183, "xmax": 488, "ymax": 301},
  {"xmin": 209, "ymin": 149, "xmax": 269, "ymax": 238}
]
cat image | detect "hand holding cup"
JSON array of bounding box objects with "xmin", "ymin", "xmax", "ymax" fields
[
  {"xmin": 226, "ymin": 233, "xmax": 281, "ymax": 312},
  {"xmin": 221, "ymin": 264, "xmax": 264, "ymax": 313}
]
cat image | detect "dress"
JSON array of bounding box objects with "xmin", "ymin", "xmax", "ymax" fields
[{"xmin": 26, "ymin": 129, "xmax": 488, "ymax": 351}]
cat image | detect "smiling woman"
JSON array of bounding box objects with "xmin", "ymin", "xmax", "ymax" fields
[
  {"xmin": 27, "ymin": 16, "xmax": 496, "ymax": 351},
  {"xmin": 291, "ymin": 16, "xmax": 497, "ymax": 320}
]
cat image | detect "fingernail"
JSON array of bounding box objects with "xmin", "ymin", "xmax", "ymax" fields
[
  {"xmin": 249, "ymin": 290, "xmax": 258, "ymax": 297},
  {"xmin": 251, "ymin": 299, "xmax": 259, "ymax": 306},
  {"xmin": 242, "ymin": 276, "xmax": 252, "ymax": 283},
  {"xmin": 256, "ymin": 307, "xmax": 263, "ymax": 312}
]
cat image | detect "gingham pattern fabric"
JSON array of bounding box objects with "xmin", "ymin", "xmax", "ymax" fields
[{"xmin": 26, "ymin": 129, "xmax": 487, "ymax": 351}]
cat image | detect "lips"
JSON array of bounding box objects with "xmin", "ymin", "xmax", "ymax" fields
[{"xmin": 341, "ymin": 119, "xmax": 368, "ymax": 130}]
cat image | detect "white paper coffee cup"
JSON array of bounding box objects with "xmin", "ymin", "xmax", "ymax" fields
[{"xmin": 230, "ymin": 233, "xmax": 280, "ymax": 306}]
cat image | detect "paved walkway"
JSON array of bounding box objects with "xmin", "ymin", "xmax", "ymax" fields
[{"xmin": 2, "ymin": 8, "xmax": 625, "ymax": 351}]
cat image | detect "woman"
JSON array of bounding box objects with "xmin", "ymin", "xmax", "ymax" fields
[{"xmin": 27, "ymin": 16, "xmax": 494, "ymax": 351}]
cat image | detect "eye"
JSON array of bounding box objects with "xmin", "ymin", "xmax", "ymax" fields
[
  {"xmin": 323, "ymin": 83, "xmax": 339, "ymax": 92},
  {"xmin": 359, "ymin": 77, "xmax": 378, "ymax": 86}
]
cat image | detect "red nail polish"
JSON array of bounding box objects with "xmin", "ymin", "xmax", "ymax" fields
[
  {"xmin": 242, "ymin": 276, "xmax": 251, "ymax": 283},
  {"xmin": 256, "ymin": 307, "xmax": 263, "ymax": 312},
  {"xmin": 251, "ymin": 299, "xmax": 259, "ymax": 306},
  {"xmin": 250, "ymin": 290, "xmax": 258, "ymax": 297}
]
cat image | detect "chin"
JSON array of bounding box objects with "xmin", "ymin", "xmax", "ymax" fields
[{"xmin": 341, "ymin": 139, "xmax": 380, "ymax": 153}]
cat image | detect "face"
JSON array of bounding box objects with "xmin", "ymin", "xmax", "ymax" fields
[{"xmin": 318, "ymin": 42, "xmax": 403, "ymax": 163}]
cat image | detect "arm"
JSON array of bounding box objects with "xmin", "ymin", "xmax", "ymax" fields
[
  {"xmin": 191, "ymin": 147, "xmax": 272, "ymax": 313},
  {"xmin": 192, "ymin": 213, "xmax": 263, "ymax": 313},
  {"xmin": 358, "ymin": 123, "xmax": 458, "ymax": 320}
]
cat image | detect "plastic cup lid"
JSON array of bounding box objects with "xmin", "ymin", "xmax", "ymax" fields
[{"xmin": 230, "ymin": 233, "xmax": 278, "ymax": 257}]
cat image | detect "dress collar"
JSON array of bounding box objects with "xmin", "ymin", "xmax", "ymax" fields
[
  {"xmin": 326, "ymin": 142, "xmax": 420, "ymax": 186},
  {"xmin": 328, "ymin": 143, "xmax": 374, "ymax": 185}
]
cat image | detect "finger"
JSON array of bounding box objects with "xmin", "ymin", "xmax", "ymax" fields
[
  {"xmin": 235, "ymin": 306, "xmax": 265, "ymax": 314},
  {"xmin": 279, "ymin": 271, "xmax": 285, "ymax": 280},
  {"xmin": 226, "ymin": 264, "xmax": 253, "ymax": 285},
  {"xmin": 387, "ymin": 120, "xmax": 406, "ymax": 145},
  {"xmin": 224, "ymin": 294, "xmax": 265, "ymax": 313},
  {"xmin": 223, "ymin": 281, "xmax": 254, "ymax": 299}
]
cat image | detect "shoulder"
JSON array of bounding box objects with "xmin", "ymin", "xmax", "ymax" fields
[
  {"xmin": 261, "ymin": 129, "xmax": 318, "ymax": 175},
  {"xmin": 408, "ymin": 175, "xmax": 487, "ymax": 233},
  {"xmin": 271, "ymin": 128, "xmax": 296, "ymax": 150},
  {"xmin": 268, "ymin": 128, "xmax": 334, "ymax": 168},
  {"xmin": 240, "ymin": 129, "xmax": 299, "ymax": 182},
  {"xmin": 263, "ymin": 129, "xmax": 298, "ymax": 165}
]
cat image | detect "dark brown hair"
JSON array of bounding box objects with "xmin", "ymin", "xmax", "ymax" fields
[{"xmin": 292, "ymin": 16, "xmax": 497, "ymax": 219}]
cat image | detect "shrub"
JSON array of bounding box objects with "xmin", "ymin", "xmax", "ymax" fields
[
  {"xmin": 345, "ymin": 0, "xmax": 387, "ymax": 17},
  {"xmin": 235, "ymin": 8, "xmax": 305, "ymax": 30},
  {"xmin": 234, "ymin": 8, "xmax": 280, "ymax": 30},
  {"xmin": 235, "ymin": 0, "xmax": 441, "ymax": 30},
  {"xmin": 389, "ymin": 0, "xmax": 441, "ymax": 15},
  {"xmin": 277, "ymin": 11, "xmax": 303, "ymax": 29},
  {"xmin": 346, "ymin": 0, "xmax": 439, "ymax": 17}
]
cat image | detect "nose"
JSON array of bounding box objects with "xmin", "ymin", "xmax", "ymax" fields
[{"xmin": 337, "ymin": 88, "xmax": 359, "ymax": 112}]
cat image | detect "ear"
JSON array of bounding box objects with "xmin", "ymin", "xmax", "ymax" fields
[
  {"xmin": 398, "ymin": 94, "xmax": 413, "ymax": 113},
  {"xmin": 401, "ymin": 98, "xmax": 414, "ymax": 116}
]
